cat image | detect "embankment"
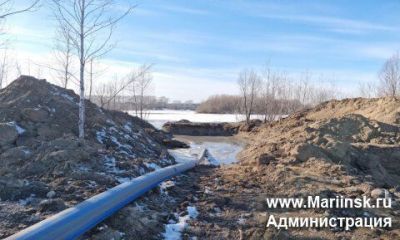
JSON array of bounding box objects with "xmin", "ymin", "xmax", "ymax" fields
[{"xmin": 162, "ymin": 119, "xmax": 261, "ymax": 136}]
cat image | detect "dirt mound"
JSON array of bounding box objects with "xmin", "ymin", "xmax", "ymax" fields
[
  {"xmin": 301, "ymin": 97, "xmax": 400, "ymax": 124},
  {"xmin": 0, "ymin": 76, "xmax": 176, "ymax": 238},
  {"xmin": 231, "ymin": 98, "xmax": 400, "ymax": 239},
  {"xmin": 241, "ymin": 98, "xmax": 400, "ymax": 187}
]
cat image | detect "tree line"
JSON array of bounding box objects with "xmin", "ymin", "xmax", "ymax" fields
[{"xmin": 198, "ymin": 67, "xmax": 338, "ymax": 124}]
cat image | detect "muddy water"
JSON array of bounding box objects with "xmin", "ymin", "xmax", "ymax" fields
[
  {"xmin": 147, "ymin": 117, "xmax": 245, "ymax": 164},
  {"xmin": 169, "ymin": 135, "xmax": 245, "ymax": 165}
]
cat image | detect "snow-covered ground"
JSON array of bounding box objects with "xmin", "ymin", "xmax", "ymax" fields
[{"xmin": 163, "ymin": 206, "xmax": 199, "ymax": 240}]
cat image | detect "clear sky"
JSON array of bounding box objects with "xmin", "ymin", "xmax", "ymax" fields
[{"xmin": 4, "ymin": 0, "xmax": 400, "ymax": 102}]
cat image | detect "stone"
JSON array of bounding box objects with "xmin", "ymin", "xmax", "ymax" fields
[
  {"xmin": 0, "ymin": 123, "xmax": 18, "ymax": 147},
  {"xmin": 0, "ymin": 147, "xmax": 32, "ymax": 172},
  {"xmin": 0, "ymin": 146, "xmax": 32, "ymax": 163},
  {"xmin": 258, "ymin": 154, "xmax": 275, "ymax": 165},
  {"xmin": 38, "ymin": 198, "xmax": 66, "ymax": 212},
  {"xmin": 162, "ymin": 139, "xmax": 190, "ymax": 149},
  {"xmin": 21, "ymin": 108, "xmax": 49, "ymax": 122},
  {"xmin": 37, "ymin": 125, "xmax": 62, "ymax": 140},
  {"xmin": 370, "ymin": 188, "xmax": 387, "ymax": 198},
  {"xmin": 46, "ymin": 190, "xmax": 56, "ymax": 198}
]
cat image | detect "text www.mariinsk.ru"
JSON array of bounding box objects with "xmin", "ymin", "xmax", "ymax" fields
[
  {"xmin": 266, "ymin": 196, "xmax": 391, "ymax": 209},
  {"xmin": 265, "ymin": 196, "xmax": 392, "ymax": 230}
]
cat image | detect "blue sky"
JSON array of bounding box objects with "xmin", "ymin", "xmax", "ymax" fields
[{"xmin": 5, "ymin": 0, "xmax": 400, "ymax": 101}]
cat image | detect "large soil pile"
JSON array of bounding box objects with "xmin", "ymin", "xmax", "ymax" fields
[
  {"xmin": 0, "ymin": 76, "xmax": 176, "ymax": 238},
  {"xmin": 240, "ymin": 97, "xmax": 400, "ymax": 187},
  {"xmin": 168, "ymin": 97, "xmax": 400, "ymax": 240},
  {"xmin": 234, "ymin": 97, "xmax": 400, "ymax": 239}
]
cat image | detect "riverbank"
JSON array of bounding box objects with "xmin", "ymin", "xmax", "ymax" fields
[{"xmin": 162, "ymin": 119, "xmax": 261, "ymax": 136}]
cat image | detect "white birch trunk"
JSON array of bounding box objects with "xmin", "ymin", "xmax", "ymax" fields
[{"xmin": 78, "ymin": 0, "xmax": 85, "ymax": 139}]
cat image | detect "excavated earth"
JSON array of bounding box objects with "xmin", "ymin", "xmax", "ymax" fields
[
  {"xmin": 162, "ymin": 97, "xmax": 400, "ymax": 240},
  {"xmin": 2, "ymin": 77, "xmax": 400, "ymax": 240},
  {"xmin": 0, "ymin": 76, "xmax": 183, "ymax": 239}
]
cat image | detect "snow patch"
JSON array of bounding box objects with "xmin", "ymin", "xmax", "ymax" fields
[
  {"xmin": 104, "ymin": 156, "xmax": 124, "ymax": 174},
  {"xmin": 19, "ymin": 194, "xmax": 35, "ymax": 206},
  {"xmin": 163, "ymin": 206, "xmax": 199, "ymax": 240},
  {"xmin": 51, "ymin": 88, "xmax": 77, "ymax": 104},
  {"xmin": 237, "ymin": 214, "xmax": 246, "ymax": 225},
  {"xmin": 187, "ymin": 206, "xmax": 199, "ymax": 218},
  {"xmin": 116, "ymin": 177, "xmax": 132, "ymax": 183},
  {"xmin": 204, "ymin": 186, "xmax": 213, "ymax": 195},
  {"xmin": 123, "ymin": 123, "xmax": 132, "ymax": 132},
  {"xmin": 145, "ymin": 162, "xmax": 161, "ymax": 170},
  {"xmin": 106, "ymin": 119, "xmax": 116, "ymax": 125},
  {"xmin": 160, "ymin": 180, "xmax": 175, "ymax": 195},
  {"xmin": 96, "ymin": 129, "xmax": 106, "ymax": 144},
  {"xmin": 22, "ymin": 149, "xmax": 31, "ymax": 155},
  {"xmin": 6, "ymin": 121, "xmax": 26, "ymax": 134}
]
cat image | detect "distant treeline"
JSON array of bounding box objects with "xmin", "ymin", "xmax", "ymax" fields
[
  {"xmin": 196, "ymin": 94, "xmax": 303, "ymax": 114},
  {"xmin": 91, "ymin": 95, "xmax": 199, "ymax": 111},
  {"xmin": 197, "ymin": 66, "xmax": 340, "ymax": 124},
  {"xmin": 196, "ymin": 95, "xmax": 241, "ymax": 113}
]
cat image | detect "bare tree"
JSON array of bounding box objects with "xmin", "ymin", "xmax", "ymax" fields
[
  {"xmin": 0, "ymin": 0, "xmax": 40, "ymax": 19},
  {"xmin": 359, "ymin": 81, "xmax": 377, "ymax": 98},
  {"xmin": 0, "ymin": 47, "xmax": 7, "ymax": 88},
  {"xmin": 196, "ymin": 94, "xmax": 241, "ymax": 114},
  {"xmin": 15, "ymin": 59, "xmax": 21, "ymax": 76},
  {"xmin": 95, "ymin": 64, "xmax": 152, "ymax": 112},
  {"xmin": 51, "ymin": 0, "xmax": 134, "ymax": 139},
  {"xmin": 53, "ymin": 24, "xmax": 74, "ymax": 88},
  {"xmin": 259, "ymin": 65, "xmax": 279, "ymax": 122},
  {"xmin": 311, "ymin": 76, "xmax": 338, "ymax": 104},
  {"xmin": 0, "ymin": 1, "xmax": 40, "ymax": 83},
  {"xmin": 378, "ymin": 52, "xmax": 400, "ymax": 97},
  {"xmin": 87, "ymin": 57, "xmax": 107, "ymax": 100},
  {"xmin": 130, "ymin": 64, "xmax": 153, "ymax": 119},
  {"xmin": 238, "ymin": 68, "xmax": 261, "ymax": 125},
  {"xmin": 296, "ymin": 71, "xmax": 312, "ymax": 106}
]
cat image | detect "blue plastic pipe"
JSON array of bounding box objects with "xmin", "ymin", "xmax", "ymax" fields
[{"xmin": 6, "ymin": 154, "xmax": 203, "ymax": 240}]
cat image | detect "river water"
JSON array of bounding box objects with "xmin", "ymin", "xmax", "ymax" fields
[
  {"xmin": 130, "ymin": 109, "xmax": 263, "ymax": 129},
  {"xmin": 130, "ymin": 110, "xmax": 247, "ymax": 165}
]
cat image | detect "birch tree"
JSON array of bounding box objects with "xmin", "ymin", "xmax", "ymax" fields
[{"xmin": 51, "ymin": 0, "xmax": 133, "ymax": 138}]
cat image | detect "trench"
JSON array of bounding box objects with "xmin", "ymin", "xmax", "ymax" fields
[
  {"xmin": 152, "ymin": 120, "xmax": 245, "ymax": 239},
  {"xmin": 161, "ymin": 136, "xmax": 244, "ymax": 240}
]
